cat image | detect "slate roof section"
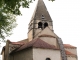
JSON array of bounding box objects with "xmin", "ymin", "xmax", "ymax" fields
[
  {"xmin": 64, "ymin": 44, "xmax": 76, "ymax": 48},
  {"xmin": 16, "ymin": 38, "xmax": 59, "ymax": 51}
]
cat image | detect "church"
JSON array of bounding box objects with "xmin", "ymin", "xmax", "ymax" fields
[{"xmin": 1, "ymin": 0, "xmax": 78, "ymax": 60}]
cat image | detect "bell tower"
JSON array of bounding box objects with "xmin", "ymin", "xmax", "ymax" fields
[{"xmin": 28, "ymin": 0, "xmax": 53, "ymax": 41}]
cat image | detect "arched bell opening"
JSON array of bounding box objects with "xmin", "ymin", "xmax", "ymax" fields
[
  {"xmin": 38, "ymin": 22, "xmax": 42, "ymax": 29},
  {"xmin": 44, "ymin": 22, "xmax": 48, "ymax": 28}
]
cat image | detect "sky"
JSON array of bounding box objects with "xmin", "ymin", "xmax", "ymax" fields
[{"xmin": 0, "ymin": 0, "xmax": 80, "ymax": 60}]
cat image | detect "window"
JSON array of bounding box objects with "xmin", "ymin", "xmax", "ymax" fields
[
  {"xmin": 38, "ymin": 22, "xmax": 42, "ymax": 29},
  {"xmin": 46, "ymin": 58, "xmax": 51, "ymax": 60},
  {"xmin": 44, "ymin": 22, "xmax": 48, "ymax": 28}
]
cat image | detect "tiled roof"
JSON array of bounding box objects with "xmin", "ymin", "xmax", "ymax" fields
[
  {"xmin": 8, "ymin": 39, "xmax": 28, "ymax": 53},
  {"xmin": 16, "ymin": 38, "xmax": 59, "ymax": 51},
  {"xmin": 10, "ymin": 39, "xmax": 28, "ymax": 45},
  {"xmin": 65, "ymin": 50, "xmax": 73, "ymax": 55},
  {"xmin": 64, "ymin": 44, "xmax": 76, "ymax": 48},
  {"xmin": 65, "ymin": 50, "xmax": 76, "ymax": 56},
  {"xmin": 39, "ymin": 34, "xmax": 55, "ymax": 38}
]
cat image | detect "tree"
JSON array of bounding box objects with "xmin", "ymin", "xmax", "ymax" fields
[
  {"xmin": 0, "ymin": 10, "xmax": 17, "ymax": 41},
  {"xmin": 0, "ymin": 0, "xmax": 54, "ymax": 15}
]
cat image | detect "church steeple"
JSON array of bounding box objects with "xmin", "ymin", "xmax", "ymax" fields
[
  {"xmin": 28, "ymin": 0, "xmax": 54, "ymax": 41},
  {"xmin": 31, "ymin": 0, "xmax": 52, "ymax": 21}
]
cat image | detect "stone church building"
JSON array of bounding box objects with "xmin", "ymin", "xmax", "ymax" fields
[{"xmin": 1, "ymin": 0, "xmax": 77, "ymax": 60}]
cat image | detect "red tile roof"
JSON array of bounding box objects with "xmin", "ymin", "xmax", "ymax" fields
[
  {"xmin": 65, "ymin": 50, "xmax": 76, "ymax": 56},
  {"xmin": 16, "ymin": 38, "xmax": 59, "ymax": 51},
  {"xmin": 39, "ymin": 34, "xmax": 55, "ymax": 38},
  {"xmin": 65, "ymin": 50, "xmax": 73, "ymax": 55},
  {"xmin": 64, "ymin": 44, "xmax": 76, "ymax": 48},
  {"xmin": 10, "ymin": 39, "xmax": 28, "ymax": 45},
  {"xmin": 9, "ymin": 38, "xmax": 76, "ymax": 57}
]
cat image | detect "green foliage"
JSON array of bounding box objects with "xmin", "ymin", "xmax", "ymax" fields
[
  {"xmin": 0, "ymin": 10, "xmax": 17, "ymax": 40},
  {"xmin": 0, "ymin": 0, "xmax": 54, "ymax": 15},
  {"xmin": 0, "ymin": 0, "xmax": 34, "ymax": 15}
]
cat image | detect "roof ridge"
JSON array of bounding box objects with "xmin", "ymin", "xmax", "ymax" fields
[{"xmin": 64, "ymin": 44, "xmax": 76, "ymax": 48}]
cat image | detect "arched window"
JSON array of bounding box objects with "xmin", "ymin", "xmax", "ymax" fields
[
  {"xmin": 38, "ymin": 22, "xmax": 42, "ymax": 29},
  {"xmin": 46, "ymin": 58, "xmax": 51, "ymax": 60},
  {"xmin": 44, "ymin": 22, "xmax": 48, "ymax": 28}
]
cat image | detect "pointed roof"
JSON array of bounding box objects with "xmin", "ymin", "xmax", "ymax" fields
[{"xmin": 31, "ymin": 0, "xmax": 52, "ymax": 21}]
